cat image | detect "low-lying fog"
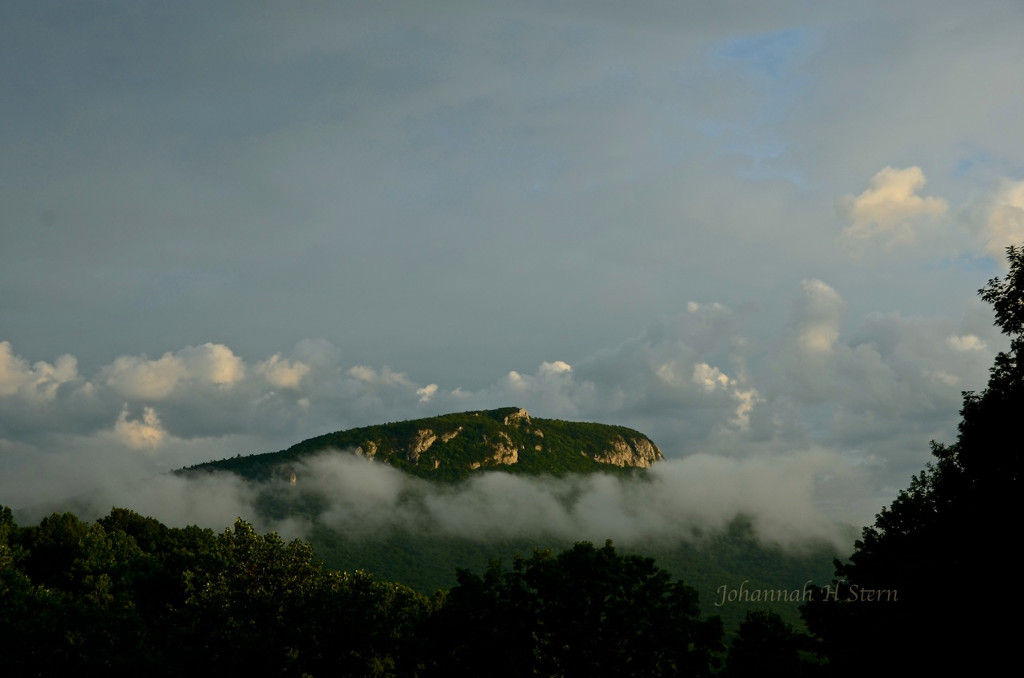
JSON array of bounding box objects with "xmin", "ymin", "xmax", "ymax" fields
[{"xmin": 34, "ymin": 448, "xmax": 857, "ymax": 551}]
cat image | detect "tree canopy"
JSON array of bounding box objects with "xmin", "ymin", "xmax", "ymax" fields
[
  {"xmin": 430, "ymin": 540, "xmax": 723, "ymax": 677},
  {"xmin": 1, "ymin": 510, "xmax": 725, "ymax": 676},
  {"xmin": 0, "ymin": 509, "xmax": 434, "ymax": 676}
]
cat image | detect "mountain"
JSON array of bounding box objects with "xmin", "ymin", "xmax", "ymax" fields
[
  {"xmin": 178, "ymin": 407, "xmax": 842, "ymax": 633},
  {"xmin": 182, "ymin": 406, "xmax": 663, "ymax": 482}
]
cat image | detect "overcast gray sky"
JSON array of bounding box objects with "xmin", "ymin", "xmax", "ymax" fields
[{"xmin": 2, "ymin": 0, "xmax": 1022, "ymax": 533}]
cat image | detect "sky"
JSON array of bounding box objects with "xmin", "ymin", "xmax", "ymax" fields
[{"xmin": 2, "ymin": 0, "xmax": 1023, "ymax": 539}]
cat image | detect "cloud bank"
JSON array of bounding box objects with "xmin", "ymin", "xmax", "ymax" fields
[
  {"xmin": 1, "ymin": 275, "xmax": 1003, "ymax": 533},
  {"xmin": 51, "ymin": 448, "xmax": 855, "ymax": 552}
]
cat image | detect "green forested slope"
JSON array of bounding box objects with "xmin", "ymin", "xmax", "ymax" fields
[{"xmin": 182, "ymin": 407, "xmax": 662, "ymax": 482}]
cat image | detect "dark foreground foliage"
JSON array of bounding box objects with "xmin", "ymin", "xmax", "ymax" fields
[
  {"xmin": 0, "ymin": 507, "xmax": 434, "ymax": 677},
  {"xmin": 0, "ymin": 507, "xmax": 723, "ymax": 677},
  {"xmin": 431, "ymin": 541, "xmax": 724, "ymax": 677}
]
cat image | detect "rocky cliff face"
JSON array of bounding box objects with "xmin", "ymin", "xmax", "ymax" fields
[
  {"xmin": 503, "ymin": 408, "xmax": 532, "ymax": 427},
  {"xmin": 592, "ymin": 436, "xmax": 662, "ymax": 468},
  {"xmin": 470, "ymin": 431, "xmax": 520, "ymax": 469},
  {"xmin": 407, "ymin": 429, "xmax": 438, "ymax": 463}
]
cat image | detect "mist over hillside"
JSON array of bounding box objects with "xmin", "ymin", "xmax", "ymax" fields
[{"xmin": 25, "ymin": 444, "xmax": 853, "ymax": 554}]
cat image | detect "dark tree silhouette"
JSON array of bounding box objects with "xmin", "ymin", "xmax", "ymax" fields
[
  {"xmin": 0, "ymin": 510, "xmax": 434, "ymax": 677},
  {"xmin": 803, "ymin": 245, "xmax": 1024, "ymax": 674},
  {"xmin": 725, "ymin": 610, "xmax": 814, "ymax": 677},
  {"xmin": 430, "ymin": 540, "xmax": 723, "ymax": 678}
]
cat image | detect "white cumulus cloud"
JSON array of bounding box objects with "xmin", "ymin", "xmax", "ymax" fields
[
  {"xmin": 105, "ymin": 352, "xmax": 184, "ymax": 400},
  {"xmin": 416, "ymin": 383, "xmax": 438, "ymax": 402},
  {"xmin": 256, "ymin": 353, "xmax": 311, "ymax": 389},
  {"xmin": 692, "ymin": 362, "xmax": 731, "ymax": 391},
  {"xmin": 115, "ymin": 406, "xmax": 166, "ymax": 449},
  {"xmin": 103, "ymin": 343, "xmax": 247, "ymax": 400},
  {"xmin": 977, "ymin": 180, "xmax": 1024, "ymax": 264},
  {"xmin": 179, "ymin": 343, "xmax": 246, "ymax": 386},
  {"xmin": 0, "ymin": 341, "xmax": 78, "ymax": 401},
  {"xmin": 838, "ymin": 166, "xmax": 949, "ymax": 250},
  {"xmin": 540, "ymin": 360, "xmax": 572, "ymax": 375}
]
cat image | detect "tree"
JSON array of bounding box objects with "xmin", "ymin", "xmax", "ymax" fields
[
  {"xmin": 176, "ymin": 518, "xmax": 327, "ymax": 673},
  {"xmin": 725, "ymin": 610, "xmax": 813, "ymax": 677},
  {"xmin": 803, "ymin": 245, "xmax": 1024, "ymax": 674},
  {"xmin": 176, "ymin": 518, "xmax": 433, "ymax": 676},
  {"xmin": 430, "ymin": 540, "xmax": 723, "ymax": 677},
  {"xmin": 1, "ymin": 511, "xmax": 160, "ymax": 675}
]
